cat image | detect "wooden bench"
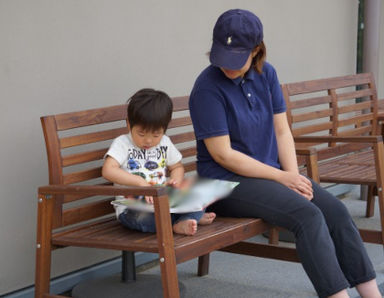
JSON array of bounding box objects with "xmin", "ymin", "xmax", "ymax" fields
[
  {"xmin": 282, "ymin": 72, "xmax": 384, "ymax": 246},
  {"xmin": 35, "ymin": 96, "xmax": 319, "ymax": 298}
]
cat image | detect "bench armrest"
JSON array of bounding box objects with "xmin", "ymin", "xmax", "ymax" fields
[
  {"xmin": 294, "ymin": 135, "xmax": 383, "ymax": 144},
  {"xmin": 38, "ymin": 184, "xmax": 167, "ymax": 197},
  {"xmin": 295, "ymin": 147, "xmax": 317, "ymax": 156}
]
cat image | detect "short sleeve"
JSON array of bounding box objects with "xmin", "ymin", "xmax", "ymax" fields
[
  {"xmin": 265, "ymin": 63, "xmax": 286, "ymax": 114},
  {"xmin": 189, "ymin": 89, "xmax": 229, "ymax": 140},
  {"xmin": 104, "ymin": 135, "xmax": 128, "ymax": 165},
  {"xmin": 163, "ymin": 136, "xmax": 182, "ymax": 166}
]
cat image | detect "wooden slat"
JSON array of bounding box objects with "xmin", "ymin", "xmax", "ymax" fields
[
  {"xmin": 62, "ymin": 148, "xmax": 108, "ymax": 167},
  {"xmin": 179, "ymin": 147, "xmax": 197, "ymax": 158},
  {"xmin": 63, "ymin": 167, "xmax": 102, "ymax": 184},
  {"xmin": 338, "ymin": 101, "xmax": 372, "ymax": 114},
  {"xmin": 220, "ymin": 242, "xmax": 299, "ymax": 263},
  {"xmin": 62, "ymin": 198, "xmax": 114, "ymax": 226},
  {"xmin": 317, "ymin": 143, "xmax": 372, "ymax": 161},
  {"xmin": 292, "ymin": 122, "xmax": 333, "ymax": 136},
  {"xmin": 289, "ymin": 95, "xmax": 332, "ymax": 109},
  {"xmin": 286, "ymin": 73, "xmax": 372, "ymax": 95},
  {"xmin": 292, "ymin": 109, "xmax": 332, "ymax": 123},
  {"xmin": 54, "ymin": 104, "xmax": 127, "ymax": 131},
  {"xmin": 64, "ymin": 182, "xmax": 112, "ymax": 203},
  {"xmin": 169, "ymin": 131, "xmax": 195, "ymax": 144},
  {"xmin": 172, "ymin": 96, "xmax": 189, "ymax": 112},
  {"xmin": 183, "ymin": 161, "xmax": 196, "ymax": 173},
  {"xmin": 338, "ymin": 113, "xmax": 373, "ymax": 127},
  {"xmin": 168, "ymin": 116, "xmax": 192, "ymax": 129},
  {"xmin": 337, "ymin": 88, "xmax": 374, "ymax": 101},
  {"xmin": 174, "ymin": 218, "xmax": 270, "ymax": 262},
  {"xmin": 60, "ymin": 127, "xmax": 128, "ymax": 149},
  {"xmin": 338, "ymin": 125, "xmax": 373, "ymax": 137}
]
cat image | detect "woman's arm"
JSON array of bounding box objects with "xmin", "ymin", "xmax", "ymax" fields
[
  {"xmin": 204, "ymin": 113, "xmax": 313, "ymax": 199},
  {"xmin": 273, "ymin": 112, "xmax": 313, "ymax": 199},
  {"xmin": 204, "ymin": 136, "xmax": 284, "ymax": 181},
  {"xmin": 273, "ymin": 112, "xmax": 299, "ymax": 174}
]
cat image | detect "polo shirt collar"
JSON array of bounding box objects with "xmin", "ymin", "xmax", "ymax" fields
[{"xmin": 231, "ymin": 68, "xmax": 256, "ymax": 85}]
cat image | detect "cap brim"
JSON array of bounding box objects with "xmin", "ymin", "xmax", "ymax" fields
[{"xmin": 209, "ymin": 42, "xmax": 251, "ymax": 70}]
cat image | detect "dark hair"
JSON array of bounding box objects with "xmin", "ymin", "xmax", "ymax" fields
[
  {"xmin": 127, "ymin": 88, "xmax": 173, "ymax": 132},
  {"xmin": 252, "ymin": 41, "xmax": 266, "ymax": 74}
]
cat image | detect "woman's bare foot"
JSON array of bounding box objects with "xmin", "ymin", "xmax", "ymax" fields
[
  {"xmin": 173, "ymin": 219, "xmax": 197, "ymax": 235},
  {"xmin": 198, "ymin": 212, "xmax": 216, "ymax": 225}
]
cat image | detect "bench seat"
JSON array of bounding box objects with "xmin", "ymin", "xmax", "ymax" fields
[
  {"xmin": 301, "ymin": 149, "xmax": 376, "ymax": 185},
  {"xmin": 52, "ymin": 216, "xmax": 270, "ymax": 263}
]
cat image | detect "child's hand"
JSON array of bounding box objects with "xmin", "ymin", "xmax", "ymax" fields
[
  {"xmin": 166, "ymin": 178, "xmax": 181, "ymax": 188},
  {"xmin": 145, "ymin": 196, "xmax": 154, "ymax": 204}
]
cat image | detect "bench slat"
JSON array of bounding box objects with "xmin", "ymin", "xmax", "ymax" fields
[
  {"xmin": 55, "ymin": 105, "xmax": 127, "ymax": 131},
  {"xmin": 62, "ymin": 148, "xmax": 108, "ymax": 167},
  {"xmin": 289, "ymin": 95, "xmax": 332, "ymax": 109},
  {"xmin": 62, "ymin": 198, "xmax": 114, "ymax": 226},
  {"xmin": 337, "ymin": 88, "xmax": 374, "ymax": 101},
  {"xmin": 292, "ymin": 109, "xmax": 333, "ymax": 123},
  {"xmin": 292, "ymin": 122, "xmax": 333, "ymax": 136},
  {"xmin": 286, "ymin": 73, "xmax": 372, "ymax": 95},
  {"xmin": 60, "ymin": 127, "xmax": 128, "ymax": 149},
  {"xmin": 64, "ymin": 182, "xmax": 112, "ymax": 203},
  {"xmin": 338, "ymin": 113, "xmax": 374, "ymax": 127},
  {"xmin": 168, "ymin": 116, "xmax": 192, "ymax": 128},
  {"xmin": 338, "ymin": 125, "xmax": 373, "ymax": 137},
  {"xmin": 338, "ymin": 101, "xmax": 372, "ymax": 114},
  {"xmin": 169, "ymin": 131, "xmax": 195, "ymax": 143},
  {"xmin": 172, "ymin": 96, "xmax": 189, "ymax": 112},
  {"xmin": 63, "ymin": 167, "xmax": 102, "ymax": 184}
]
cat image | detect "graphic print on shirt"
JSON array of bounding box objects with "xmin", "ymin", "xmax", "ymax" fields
[{"xmin": 126, "ymin": 147, "xmax": 169, "ymax": 185}]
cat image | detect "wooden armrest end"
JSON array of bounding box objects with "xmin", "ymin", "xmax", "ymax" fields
[{"xmin": 295, "ymin": 147, "xmax": 317, "ymax": 156}]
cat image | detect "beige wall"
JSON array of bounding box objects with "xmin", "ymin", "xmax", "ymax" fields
[{"xmin": 0, "ymin": 0, "xmax": 361, "ymax": 294}]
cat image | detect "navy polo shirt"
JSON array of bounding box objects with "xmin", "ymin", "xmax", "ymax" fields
[{"xmin": 189, "ymin": 62, "xmax": 286, "ymax": 180}]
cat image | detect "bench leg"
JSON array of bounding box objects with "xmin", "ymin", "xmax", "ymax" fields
[
  {"xmin": 198, "ymin": 254, "xmax": 210, "ymax": 276},
  {"xmin": 373, "ymin": 143, "xmax": 384, "ymax": 246},
  {"xmin": 268, "ymin": 227, "xmax": 280, "ymax": 245},
  {"xmin": 122, "ymin": 251, "xmax": 136, "ymax": 282},
  {"xmin": 153, "ymin": 195, "xmax": 180, "ymax": 298},
  {"xmin": 365, "ymin": 185, "xmax": 376, "ymax": 218},
  {"xmin": 35, "ymin": 194, "xmax": 54, "ymax": 298}
]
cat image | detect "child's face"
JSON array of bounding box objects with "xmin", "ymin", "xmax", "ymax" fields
[{"xmin": 130, "ymin": 125, "xmax": 164, "ymax": 150}]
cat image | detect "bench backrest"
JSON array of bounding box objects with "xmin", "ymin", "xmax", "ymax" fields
[
  {"xmin": 41, "ymin": 96, "xmax": 195, "ymax": 230},
  {"xmin": 282, "ymin": 72, "xmax": 379, "ymax": 160}
]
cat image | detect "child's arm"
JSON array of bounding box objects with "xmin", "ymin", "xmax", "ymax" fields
[
  {"xmin": 102, "ymin": 156, "xmax": 150, "ymax": 187},
  {"xmin": 167, "ymin": 162, "xmax": 184, "ymax": 187}
]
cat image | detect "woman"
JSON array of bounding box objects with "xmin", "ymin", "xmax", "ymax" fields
[{"xmin": 189, "ymin": 9, "xmax": 381, "ymax": 298}]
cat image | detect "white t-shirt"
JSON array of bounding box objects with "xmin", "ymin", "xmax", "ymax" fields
[{"xmin": 105, "ymin": 134, "xmax": 182, "ymax": 217}]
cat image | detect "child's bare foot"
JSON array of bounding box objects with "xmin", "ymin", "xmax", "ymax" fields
[
  {"xmin": 198, "ymin": 212, "xmax": 216, "ymax": 225},
  {"xmin": 173, "ymin": 219, "xmax": 197, "ymax": 236}
]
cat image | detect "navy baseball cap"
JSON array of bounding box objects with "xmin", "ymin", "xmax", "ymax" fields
[{"xmin": 210, "ymin": 9, "xmax": 263, "ymax": 70}]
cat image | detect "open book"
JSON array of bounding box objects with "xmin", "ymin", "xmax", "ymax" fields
[{"xmin": 111, "ymin": 178, "xmax": 239, "ymax": 213}]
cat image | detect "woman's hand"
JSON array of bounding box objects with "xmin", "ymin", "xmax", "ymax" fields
[{"xmin": 280, "ymin": 172, "xmax": 313, "ymax": 200}]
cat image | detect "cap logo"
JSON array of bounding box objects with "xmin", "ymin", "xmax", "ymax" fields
[{"xmin": 226, "ymin": 36, "xmax": 232, "ymax": 45}]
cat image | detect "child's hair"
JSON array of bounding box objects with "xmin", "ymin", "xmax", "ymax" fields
[{"xmin": 127, "ymin": 88, "xmax": 173, "ymax": 132}]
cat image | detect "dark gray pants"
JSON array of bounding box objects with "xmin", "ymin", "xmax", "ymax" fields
[{"xmin": 207, "ymin": 176, "xmax": 376, "ymax": 297}]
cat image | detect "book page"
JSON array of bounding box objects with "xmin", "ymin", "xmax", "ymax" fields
[{"xmin": 111, "ymin": 178, "xmax": 239, "ymax": 213}]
